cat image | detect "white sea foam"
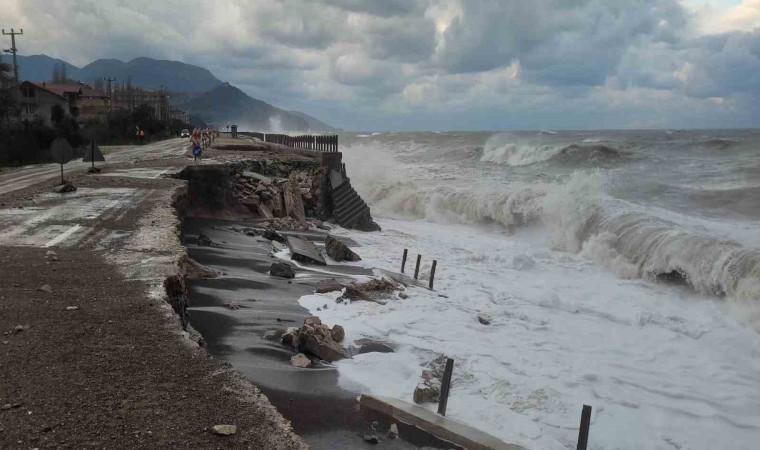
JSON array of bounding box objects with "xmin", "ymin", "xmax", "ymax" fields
[
  {"xmin": 301, "ymin": 218, "xmax": 760, "ymax": 450},
  {"xmin": 317, "ymin": 131, "xmax": 760, "ymax": 449}
]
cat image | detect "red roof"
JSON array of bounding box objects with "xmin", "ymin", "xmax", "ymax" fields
[
  {"xmin": 22, "ymin": 81, "xmax": 68, "ymax": 101},
  {"xmin": 42, "ymin": 84, "xmax": 82, "ymax": 97}
]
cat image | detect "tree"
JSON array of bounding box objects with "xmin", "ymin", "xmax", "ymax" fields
[
  {"xmin": 50, "ymin": 104, "xmax": 65, "ymax": 125},
  {"xmin": 0, "ymin": 61, "xmax": 17, "ymax": 127},
  {"xmin": 60, "ymin": 64, "xmax": 68, "ymax": 83}
]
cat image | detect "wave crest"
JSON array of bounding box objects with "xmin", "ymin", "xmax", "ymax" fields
[{"xmin": 481, "ymin": 133, "xmax": 625, "ymax": 166}]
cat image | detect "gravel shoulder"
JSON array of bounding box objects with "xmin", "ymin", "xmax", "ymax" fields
[{"xmin": 0, "ymin": 140, "xmax": 307, "ymax": 449}]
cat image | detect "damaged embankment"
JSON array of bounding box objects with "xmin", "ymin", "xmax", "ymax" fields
[{"xmin": 170, "ymin": 147, "xmax": 465, "ymax": 448}]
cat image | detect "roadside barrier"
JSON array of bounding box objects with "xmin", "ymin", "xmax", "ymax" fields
[{"xmin": 244, "ymin": 132, "xmax": 339, "ymax": 152}]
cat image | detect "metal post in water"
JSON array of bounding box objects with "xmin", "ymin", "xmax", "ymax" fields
[
  {"xmin": 577, "ymin": 405, "xmax": 592, "ymax": 450},
  {"xmin": 437, "ymin": 358, "xmax": 454, "ymax": 416},
  {"xmin": 401, "ymin": 248, "xmax": 408, "ymax": 273},
  {"xmin": 414, "ymin": 254, "xmax": 422, "ymax": 279},
  {"xmin": 429, "ymin": 260, "xmax": 437, "ymax": 289}
]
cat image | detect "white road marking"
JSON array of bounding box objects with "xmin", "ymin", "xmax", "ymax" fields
[{"xmin": 43, "ymin": 224, "xmax": 82, "ymax": 248}]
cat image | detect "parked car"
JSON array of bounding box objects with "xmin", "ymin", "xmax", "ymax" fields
[{"xmin": 180, "ymin": 129, "xmax": 190, "ymax": 138}]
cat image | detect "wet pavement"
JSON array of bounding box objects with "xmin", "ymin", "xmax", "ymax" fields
[{"xmin": 184, "ymin": 218, "xmax": 437, "ymax": 449}]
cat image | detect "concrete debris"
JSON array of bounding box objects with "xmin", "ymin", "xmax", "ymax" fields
[
  {"xmin": 478, "ymin": 313, "xmax": 492, "ymax": 325},
  {"xmin": 324, "ymin": 235, "xmax": 361, "ymax": 262},
  {"xmin": 196, "ymin": 233, "xmax": 214, "ymax": 247},
  {"xmin": 343, "ymin": 278, "xmax": 400, "ymax": 302},
  {"xmin": 290, "ymin": 353, "xmax": 312, "ymax": 368},
  {"xmin": 185, "ymin": 258, "xmax": 218, "ymax": 279},
  {"xmin": 398, "ymin": 292, "xmax": 409, "ymax": 299},
  {"xmin": 37, "ymin": 284, "xmax": 52, "ymax": 294},
  {"xmin": 283, "ymin": 178, "xmax": 306, "ymax": 224},
  {"xmin": 286, "ymin": 236, "xmax": 326, "ymax": 265},
  {"xmin": 211, "ymin": 424, "xmax": 237, "ymax": 436},
  {"xmin": 315, "ymin": 279, "xmax": 343, "ymax": 294},
  {"xmin": 351, "ymin": 338, "xmax": 395, "ymax": 355},
  {"xmin": 281, "ymin": 327, "xmax": 299, "ymax": 347},
  {"xmin": 65, "ymin": 306, "xmax": 79, "ymax": 311},
  {"xmin": 363, "ymin": 435, "xmax": 380, "ymax": 444},
  {"xmin": 269, "ymin": 262, "xmax": 295, "ymax": 279},
  {"xmin": 263, "ymin": 229, "xmax": 286, "ymax": 243},
  {"xmin": 52, "ymin": 182, "xmax": 77, "ymax": 193},
  {"xmin": 388, "ymin": 423, "xmax": 399, "ymax": 439}
]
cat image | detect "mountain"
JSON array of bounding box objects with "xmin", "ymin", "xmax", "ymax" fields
[
  {"xmin": 14, "ymin": 54, "xmax": 81, "ymax": 82},
  {"xmin": 17, "ymin": 55, "xmax": 221, "ymax": 93},
  {"xmin": 288, "ymin": 110, "xmax": 341, "ymax": 132},
  {"xmin": 182, "ymin": 83, "xmax": 318, "ymax": 132},
  {"xmin": 14, "ymin": 54, "xmax": 336, "ymax": 131}
]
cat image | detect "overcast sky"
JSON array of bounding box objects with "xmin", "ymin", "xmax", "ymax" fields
[{"xmin": 2, "ymin": 0, "xmax": 759, "ymax": 130}]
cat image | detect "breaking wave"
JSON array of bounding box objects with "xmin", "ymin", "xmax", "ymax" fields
[
  {"xmin": 360, "ymin": 172, "xmax": 760, "ymax": 303},
  {"xmin": 481, "ymin": 133, "xmax": 626, "ymax": 166}
]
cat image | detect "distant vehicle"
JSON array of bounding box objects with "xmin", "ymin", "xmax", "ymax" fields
[{"xmin": 180, "ymin": 129, "xmax": 190, "ymax": 138}]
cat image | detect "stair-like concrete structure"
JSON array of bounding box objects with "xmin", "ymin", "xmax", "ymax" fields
[{"xmin": 330, "ymin": 170, "xmax": 375, "ymax": 230}]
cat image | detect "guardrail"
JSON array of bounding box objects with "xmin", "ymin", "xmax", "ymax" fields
[{"xmin": 242, "ymin": 132, "xmax": 339, "ymax": 152}]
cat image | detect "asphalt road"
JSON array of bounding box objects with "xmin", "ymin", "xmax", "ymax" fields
[{"xmin": 0, "ymin": 138, "xmax": 189, "ymax": 195}]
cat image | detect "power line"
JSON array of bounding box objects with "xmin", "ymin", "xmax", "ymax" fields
[{"xmin": 2, "ymin": 28, "xmax": 23, "ymax": 85}]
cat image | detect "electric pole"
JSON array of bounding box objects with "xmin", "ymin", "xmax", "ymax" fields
[
  {"xmin": 103, "ymin": 77, "xmax": 115, "ymax": 111},
  {"xmin": 2, "ymin": 28, "xmax": 23, "ymax": 85}
]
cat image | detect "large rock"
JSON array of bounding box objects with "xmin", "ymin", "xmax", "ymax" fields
[
  {"xmin": 270, "ymin": 262, "xmax": 295, "ymax": 278},
  {"xmin": 315, "ymin": 279, "xmax": 343, "ymax": 294},
  {"xmin": 185, "ymin": 258, "xmax": 218, "ymax": 279},
  {"xmin": 297, "ymin": 316, "xmax": 347, "ymax": 362},
  {"xmin": 53, "ymin": 182, "xmax": 77, "ymax": 193},
  {"xmin": 413, "ymin": 379, "xmax": 441, "ymax": 404},
  {"xmin": 291, "ymin": 353, "xmax": 312, "ymax": 368},
  {"xmin": 330, "ymin": 324, "xmax": 345, "ymax": 343},
  {"xmin": 324, "ymin": 236, "xmax": 361, "ymax": 262}
]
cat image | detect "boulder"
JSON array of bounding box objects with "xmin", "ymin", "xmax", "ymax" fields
[
  {"xmin": 413, "ymin": 380, "xmax": 441, "ymax": 404},
  {"xmin": 197, "ymin": 233, "xmax": 214, "ymax": 247},
  {"xmin": 53, "ymin": 182, "xmax": 77, "ymax": 193},
  {"xmin": 324, "ymin": 236, "xmax": 361, "ymax": 262},
  {"xmin": 388, "ymin": 423, "xmax": 399, "ymax": 439},
  {"xmin": 354, "ymin": 338, "xmax": 395, "ymax": 355},
  {"xmin": 303, "ymin": 315, "xmax": 322, "ymax": 327},
  {"xmin": 290, "ymin": 353, "xmax": 312, "ymax": 368},
  {"xmin": 330, "ymin": 324, "xmax": 345, "ymax": 343},
  {"xmin": 315, "ymin": 279, "xmax": 343, "ymax": 294},
  {"xmin": 477, "ymin": 313, "xmax": 492, "ymax": 325},
  {"xmin": 37, "ymin": 284, "xmax": 52, "ymax": 294},
  {"xmin": 281, "ymin": 327, "xmax": 299, "ymax": 347},
  {"xmin": 263, "ymin": 228, "xmax": 285, "ymax": 243},
  {"xmin": 270, "ymin": 262, "xmax": 295, "ymax": 278},
  {"xmin": 298, "ymin": 321, "xmax": 347, "ymax": 362},
  {"xmin": 185, "ymin": 258, "xmax": 218, "ymax": 279},
  {"xmin": 212, "ymin": 424, "xmax": 237, "ymax": 436}
]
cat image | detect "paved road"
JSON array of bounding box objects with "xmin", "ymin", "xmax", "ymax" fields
[{"xmin": 0, "ymin": 138, "xmax": 188, "ymax": 195}]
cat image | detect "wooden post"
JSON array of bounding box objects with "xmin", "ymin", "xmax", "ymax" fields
[
  {"xmin": 429, "ymin": 260, "xmax": 437, "ymax": 289},
  {"xmin": 577, "ymin": 405, "xmax": 592, "ymax": 450},
  {"xmin": 414, "ymin": 254, "xmax": 422, "ymax": 279},
  {"xmin": 401, "ymin": 248, "xmax": 408, "ymax": 273},
  {"xmin": 437, "ymin": 358, "xmax": 454, "ymax": 416}
]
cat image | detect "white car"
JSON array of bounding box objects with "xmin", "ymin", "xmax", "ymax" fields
[{"xmin": 180, "ymin": 129, "xmax": 190, "ymax": 138}]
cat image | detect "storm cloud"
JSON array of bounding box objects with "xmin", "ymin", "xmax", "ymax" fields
[{"xmin": 2, "ymin": 0, "xmax": 758, "ymax": 130}]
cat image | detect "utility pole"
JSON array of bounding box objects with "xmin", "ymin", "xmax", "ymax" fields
[{"xmin": 2, "ymin": 28, "xmax": 23, "ymax": 84}]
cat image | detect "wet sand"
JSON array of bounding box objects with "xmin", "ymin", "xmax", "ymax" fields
[{"xmin": 184, "ymin": 218, "xmax": 453, "ymax": 449}]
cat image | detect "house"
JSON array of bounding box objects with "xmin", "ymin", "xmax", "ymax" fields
[
  {"xmin": 16, "ymin": 81, "xmax": 72, "ymax": 126},
  {"xmin": 43, "ymin": 83, "xmax": 110, "ymax": 122}
]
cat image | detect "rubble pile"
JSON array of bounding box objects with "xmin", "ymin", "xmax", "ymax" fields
[{"xmin": 230, "ymin": 169, "xmax": 325, "ymax": 229}]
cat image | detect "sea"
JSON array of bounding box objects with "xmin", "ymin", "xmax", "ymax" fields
[{"xmin": 297, "ymin": 129, "xmax": 760, "ymax": 449}]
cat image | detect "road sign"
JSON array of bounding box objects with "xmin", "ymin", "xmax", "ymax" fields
[
  {"xmin": 50, "ymin": 138, "xmax": 73, "ymax": 164},
  {"xmin": 82, "ymin": 141, "xmax": 105, "ymax": 162}
]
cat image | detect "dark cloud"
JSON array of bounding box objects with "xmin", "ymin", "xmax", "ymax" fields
[{"xmin": 3, "ymin": 0, "xmax": 758, "ymax": 130}]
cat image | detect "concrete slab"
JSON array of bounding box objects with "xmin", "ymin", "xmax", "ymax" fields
[
  {"xmin": 359, "ymin": 395, "xmax": 526, "ymax": 450},
  {"xmin": 375, "ymin": 268, "xmax": 432, "ymax": 290},
  {"xmin": 286, "ymin": 235, "xmax": 327, "ymax": 265}
]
